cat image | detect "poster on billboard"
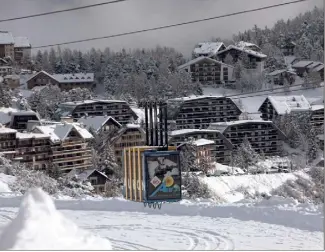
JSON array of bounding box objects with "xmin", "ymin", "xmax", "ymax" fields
[{"xmin": 143, "ymin": 151, "xmax": 181, "ymax": 201}]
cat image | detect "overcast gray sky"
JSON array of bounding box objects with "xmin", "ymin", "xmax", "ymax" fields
[{"xmin": 0, "ymin": 0, "xmax": 322, "ymax": 56}]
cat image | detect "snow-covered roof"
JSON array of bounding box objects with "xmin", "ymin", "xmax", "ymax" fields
[
  {"xmin": 35, "ymin": 123, "xmax": 93, "ymax": 143},
  {"xmin": 0, "ymin": 126, "xmax": 17, "ymax": 134},
  {"xmin": 52, "ymin": 73, "xmax": 94, "ymax": 83},
  {"xmin": 235, "ymin": 41, "xmax": 260, "ymax": 50},
  {"xmin": 267, "ymin": 95, "xmax": 311, "ymax": 115},
  {"xmin": 126, "ymin": 123, "xmax": 141, "ymax": 129},
  {"xmin": 168, "ymin": 95, "xmax": 224, "ymax": 102},
  {"xmin": 77, "ymin": 115, "xmax": 121, "ymax": 133},
  {"xmin": 291, "ymin": 61, "xmax": 314, "ymax": 68},
  {"xmin": 16, "ymin": 132, "xmax": 49, "ymax": 140},
  {"xmin": 267, "ymin": 69, "xmax": 297, "ymax": 76},
  {"xmin": 0, "ymin": 107, "xmax": 18, "ymax": 125},
  {"xmin": 72, "ymin": 169, "xmax": 108, "ymax": 182},
  {"xmin": 217, "ymin": 45, "xmax": 267, "ymax": 58},
  {"xmin": 26, "ymin": 70, "xmax": 55, "ymax": 83},
  {"xmin": 14, "ymin": 36, "xmax": 31, "ymax": 48},
  {"xmin": 311, "ymin": 105, "xmax": 324, "ymax": 111},
  {"xmin": 59, "ymin": 99, "xmax": 126, "ymax": 107},
  {"xmin": 192, "ymin": 138, "xmax": 215, "ymax": 146},
  {"xmin": 0, "ymin": 31, "xmax": 14, "ymax": 44},
  {"xmin": 312, "ymin": 64, "xmax": 324, "ymax": 72},
  {"xmin": 169, "ymin": 129, "xmax": 222, "ymax": 136},
  {"xmin": 178, "ymin": 56, "xmax": 234, "ymax": 70},
  {"xmin": 130, "ymin": 107, "xmax": 145, "ymax": 124},
  {"xmin": 193, "ymin": 42, "xmax": 224, "ymax": 56},
  {"xmin": 209, "ymin": 120, "xmax": 273, "ymax": 133},
  {"xmin": 306, "ymin": 62, "xmax": 323, "ymax": 69}
]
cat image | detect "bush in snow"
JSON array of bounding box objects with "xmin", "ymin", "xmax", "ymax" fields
[
  {"xmin": 57, "ymin": 175, "xmax": 94, "ymax": 198},
  {"xmin": 182, "ymin": 173, "xmax": 211, "ymax": 199}
]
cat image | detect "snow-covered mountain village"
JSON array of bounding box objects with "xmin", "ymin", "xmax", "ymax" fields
[{"xmin": 0, "ymin": 1, "xmax": 323, "ymax": 250}]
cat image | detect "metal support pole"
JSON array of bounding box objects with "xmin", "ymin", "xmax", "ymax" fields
[
  {"xmin": 153, "ymin": 101, "xmax": 158, "ymax": 146},
  {"xmin": 163, "ymin": 105, "xmax": 168, "ymax": 149},
  {"xmin": 159, "ymin": 102, "xmax": 164, "ymax": 146},
  {"xmin": 149, "ymin": 102, "xmax": 154, "ymax": 146},
  {"xmin": 144, "ymin": 102, "xmax": 149, "ymax": 146}
]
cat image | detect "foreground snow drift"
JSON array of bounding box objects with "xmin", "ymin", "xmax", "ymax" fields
[{"xmin": 0, "ymin": 188, "xmax": 112, "ymax": 250}]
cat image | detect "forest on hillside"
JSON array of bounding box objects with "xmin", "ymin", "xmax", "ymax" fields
[{"xmin": 27, "ymin": 6, "xmax": 323, "ymax": 99}]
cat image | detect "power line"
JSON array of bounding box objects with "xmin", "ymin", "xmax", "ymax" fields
[
  {"xmin": 32, "ymin": 0, "xmax": 310, "ymax": 49},
  {"xmin": 225, "ymin": 81, "xmax": 319, "ymax": 99},
  {"xmin": 0, "ymin": 0, "xmax": 129, "ymax": 23}
]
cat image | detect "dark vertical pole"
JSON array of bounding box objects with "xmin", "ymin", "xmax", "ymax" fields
[
  {"xmin": 153, "ymin": 101, "xmax": 158, "ymax": 146},
  {"xmin": 163, "ymin": 105, "xmax": 168, "ymax": 149},
  {"xmin": 149, "ymin": 102, "xmax": 154, "ymax": 146},
  {"xmin": 159, "ymin": 102, "xmax": 164, "ymax": 146},
  {"xmin": 144, "ymin": 102, "xmax": 149, "ymax": 146}
]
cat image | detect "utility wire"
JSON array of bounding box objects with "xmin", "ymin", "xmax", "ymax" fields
[
  {"xmin": 0, "ymin": 0, "xmax": 129, "ymax": 23},
  {"xmin": 31, "ymin": 0, "xmax": 310, "ymax": 49}
]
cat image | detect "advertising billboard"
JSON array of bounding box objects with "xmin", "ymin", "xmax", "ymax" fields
[{"xmin": 143, "ymin": 151, "xmax": 182, "ymax": 201}]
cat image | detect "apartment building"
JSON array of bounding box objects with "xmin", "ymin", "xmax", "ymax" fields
[
  {"xmin": 8, "ymin": 111, "xmax": 41, "ymax": 131},
  {"xmin": 0, "ymin": 31, "xmax": 14, "ymax": 59},
  {"xmin": 13, "ymin": 36, "xmax": 31, "ymax": 63},
  {"xmin": 178, "ymin": 57, "xmax": 234, "ymax": 85},
  {"xmin": 177, "ymin": 138, "xmax": 215, "ymax": 168},
  {"xmin": 0, "ymin": 126, "xmax": 17, "ymax": 153},
  {"xmin": 192, "ymin": 42, "xmax": 226, "ymax": 59},
  {"xmin": 77, "ymin": 115, "xmax": 122, "ymax": 134},
  {"xmin": 26, "ymin": 71, "xmax": 95, "ymax": 91},
  {"xmin": 111, "ymin": 124, "xmax": 146, "ymax": 164},
  {"xmin": 208, "ymin": 120, "xmax": 286, "ymax": 156},
  {"xmin": 15, "ymin": 132, "xmax": 51, "ymax": 170},
  {"xmin": 310, "ymin": 105, "xmax": 324, "ymax": 130},
  {"xmin": 216, "ymin": 42, "xmax": 267, "ymax": 73},
  {"xmin": 167, "ymin": 95, "xmax": 242, "ymax": 130},
  {"xmin": 33, "ymin": 122, "xmax": 93, "ymax": 173},
  {"xmin": 258, "ymin": 95, "xmax": 312, "ymax": 121},
  {"xmin": 169, "ymin": 129, "xmax": 234, "ymax": 164},
  {"xmin": 0, "ymin": 66, "xmax": 13, "ymax": 77},
  {"xmin": 54, "ymin": 100, "xmax": 138, "ymax": 125}
]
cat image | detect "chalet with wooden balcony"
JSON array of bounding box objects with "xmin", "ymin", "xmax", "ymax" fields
[
  {"xmin": 177, "ymin": 138, "xmax": 215, "ymax": 169},
  {"xmin": 258, "ymin": 95, "xmax": 311, "ymax": 121},
  {"xmin": 0, "ymin": 126, "xmax": 17, "ymax": 155},
  {"xmin": 111, "ymin": 124, "xmax": 146, "ymax": 164},
  {"xmin": 26, "ymin": 71, "xmax": 95, "ymax": 91},
  {"xmin": 166, "ymin": 95, "xmax": 242, "ymax": 130},
  {"xmin": 14, "ymin": 36, "xmax": 31, "ymax": 63},
  {"xmin": 192, "ymin": 42, "xmax": 226, "ymax": 59},
  {"xmin": 33, "ymin": 122, "xmax": 93, "ymax": 173},
  {"xmin": 54, "ymin": 99, "xmax": 138, "ymax": 126},
  {"xmin": 310, "ymin": 104, "xmax": 324, "ymax": 130},
  {"xmin": 208, "ymin": 120, "xmax": 286, "ymax": 156},
  {"xmin": 15, "ymin": 132, "xmax": 51, "ymax": 170},
  {"xmin": 77, "ymin": 115, "xmax": 122, "ymax": 135},
  {"xmin": 216, "ymin": 42, "xmax": 267, "ymax": 73},
  {"xmin": 178, "ymin": 57, "xmax": 235, "ymax": 85},
  {"xmin": 169, "ymin": 129, "xmax": 234, "ymax": 164}
]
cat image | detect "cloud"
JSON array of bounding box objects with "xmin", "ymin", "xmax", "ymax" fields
[{"xmin": 0, "ymin": 0, "xmax": 322, "ymax": 57}]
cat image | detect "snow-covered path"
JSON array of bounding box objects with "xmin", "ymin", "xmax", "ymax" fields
[{"xmin": 0, "ymin": 196, "xmax": 323, "ymax": 250}]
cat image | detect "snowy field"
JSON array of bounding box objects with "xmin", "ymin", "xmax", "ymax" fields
[{"xmin": 0, "ymin": 188, "xmax": 323, "ymax": 250}]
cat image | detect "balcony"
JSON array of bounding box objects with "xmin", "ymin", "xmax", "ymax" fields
[{"xmin": 52, "ymin": 155, "xmax": 92, "ymax": 163}]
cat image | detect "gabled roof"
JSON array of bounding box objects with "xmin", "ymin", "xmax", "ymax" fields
[
  {"xmin": 193, "ymin": 42, "xmax": 225, "ymax": 56},
  {"xmin": 14, "ymin": 36, "xmax": 31, "ymax": 48},
  {"xmin": 261, "ymin": 95, "xmax": 311, "ymax": 115},
  {"xmin": 111, "ymin": 124, "xmax": 145, "ymax": 144},
  {"xmin": 217, "ymin": 45, "xmax": 267, "ymax": 59},
  {"xmin": 235, "ymin": 41, "xmax": 261, "ymax": 50},
  {"xmin": 178, "ymin": 56, "xmax": 234, "ymax": 70},
  {"xmin": 77, "ymin": 115, "xmax": 122, "ymax": 133},
  {"xmin": 306, "ymin": 62, "xmax": 323, "ymax": 69},
  {"xmin": 0, "ymin": 31, "xmax": 14, "ymax": 45},
  {"xmin": 67, "ymin": 169, "xmax": 108, "ymax": 182},
  {"xmin": 267, "ymin": 69, "xmax": 297, "ymax": 76},
  {"xmin": 291, "ymin": 60, "xmax": 314, "ymax": 68},
  {"xmin": 311, "ymin": 104, "xmax": 324, "ymax": 111},
  {"xmin": 34, "ymin": 122, "xmax": 93, "ymax": 143},
  {"xmin": 209, "ymin": 120, "xmax": 273, "ymax": 133},
  {"xmin": 312, "ymin": 64, "xmax": 324, "ymax": 72},
  {"xmin": 26, "ymin": 70, "xmax": 57, "ymax": 83},
  {"xmin": 16, "ymin": 132, "xmax": 49, "ymax": 140},
  {"xmin": 0, "ymin": 126, "xmax": 17, "ymax": 134}
]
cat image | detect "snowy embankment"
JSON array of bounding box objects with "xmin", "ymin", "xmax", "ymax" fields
[
  {"xmin": 0, "ymin": 188, "xmax": 112, "ymax": 250},
  {"xmin": 202, "ymin": 171, "xmax": 307, "ymax": 203}
]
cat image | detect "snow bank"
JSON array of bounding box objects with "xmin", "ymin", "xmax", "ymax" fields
[
  {"xmin": 202, "ymin": 172, "xmax": 304, "ymax": 203},
  {"xmin": 0, "ymin": 173, "xmax": 15, "ymax": 193},
  {"xmin": 0, "ymin": 188, "xmax": 112, "ymax": 250}
]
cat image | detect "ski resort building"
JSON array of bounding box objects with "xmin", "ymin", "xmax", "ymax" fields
[
  {"xmin": 216, "ymin": 42, "xmax": 267, "ymax": 73},
  {"xmin": 0, "ymin": 31, "xmax": 15, "ymax": 59},
  {"xmin": 310, "ymin": 105, "xmax": 324, "ymax": 129},
  {"xmin": 258, "ymin": 95, "xmax": 311, "ymax": 121},
  {"xmin": 54, "ymin": 100, "xmax": 138, "ymax": 125},
  {"xmin": 33, "ymin": 122, "xmax": 93, "ymax": 173},
  {"xmin": 26, "ymin": 71, "xmax": 96, "ymax": 91},
  {"xmin": 0, "ymin": 126, "xmax": 17, "ymax": 153},
  {"xmin": 192, "ymin": 42, "xmax": 226, "ymax": 59},
  {"xmin": 208, "ymin": 120, "xmax": 286, "ymax": 156},
  {"xmin": 7, "ymin": 111, "xmax": 41, "ymax": 132},
  {"xmin": 169, "ymin": 129, "xmax": 234, "ymax": 164},
  {"xmin": 166, "ymin": 96, "xmax": 242, "ymax": 130},
  {"xmin": 178, "ymin": 57, "xmax": 235, "ymax": 85},
  {"xmin": 13, "ymin": 36, "xmax": 31, "ymax": 63},
  {"xmin": 111, "ymin": 124, "xmax": 146, "ymax": 164},
  {"xmin": 77, "ymin": 115, "xmax": 122, "ymax": 134}
]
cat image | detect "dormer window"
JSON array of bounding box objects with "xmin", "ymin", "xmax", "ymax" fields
[
  {"xmin": 81, "ymin": 77, "xmax": 85, "ymax": 79},
  {"xmin": 70, "ymin": 77, "xmax": 73, "ymax": 80},
  {"xmin": 64, "ymin": 77, "xmax": 68, "ymax": 80},
  {"xmin": 75, "ymin": 77, "xmax": 79, "ymax": 79},
  {"xmin": 87, "ymin": 76, "xmax": 91, "ymax": 79}
]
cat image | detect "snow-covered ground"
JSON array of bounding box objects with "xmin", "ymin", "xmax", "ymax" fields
[{"xmin": 0, "ymin": 189, "xmax": 323, "ymax": 250}]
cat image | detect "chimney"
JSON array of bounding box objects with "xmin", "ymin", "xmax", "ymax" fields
[{"xmin": 61, "ymin": 116, "xmax": 74, "ymax": 124}]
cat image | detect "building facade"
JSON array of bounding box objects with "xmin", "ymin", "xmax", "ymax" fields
[
  {"xmin": 167, "ymin": 96, "xmax": 242, "ymax": 130},
  {"xmin": 192, "ymin": 42, "xmax": 226, "ymax": 59},
  {"xmin": 208, "ymin": 120, "xmax": 286, "ymax": 156},
  {"xmin": 13, "ymin": 36, "xmax": 31, "ymax": 63},
  {"xmin": 310, "ymin": 105, "xmax": 324, "ymax": 130},
  {"xmin": 169, "ymin": 129, "xmax": 234, "ymax": 164},
  {"xmin": 55, "ymin": 100, "xmax": 138, "ymax": 125},
  {"xmin": 178, "ymin": 57, "xmax": 234, "ymax": 85},
  {"xmin": 0, "ymin": 31, "xmax": 15, "ymax": 59}
]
